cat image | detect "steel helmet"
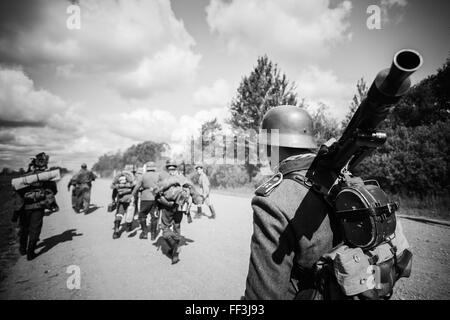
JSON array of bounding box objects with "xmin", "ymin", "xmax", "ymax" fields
[
  {"xmin": 165, "ymin": 159, "xmax": 177, "ymax": 170},
  {"xmin": 194, "ymin": 163, "xmax": 203, "ymax": 169},
  {"xmin": 260, "ymin": 105, "xmax": 317, "ymax": 149}
]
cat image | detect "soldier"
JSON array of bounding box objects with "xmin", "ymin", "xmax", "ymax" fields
[
  {"xmin": 155, "ymin": 160, "xmax": 200, "ymax": 264},
  {"xmin": 11, "ymin": 152, "xmax": 58, "ymax": 260},
  {"xmin": 244, "ymin": 105, "xmax": 340, "ymax": 299},
  {"xmin": 132, "ymin": 161, "xmax": 163, "ymax": 240},
  {"xmin": 67, "ymin": 174, "xmax": 82, "ymax": 213},
  {"xmin": 111, "ymin": 169, "xmax": 136, "ymax": 239},
  {"xmin": 75, "ymin": 163, "xmax": 96, "ymax": 213},
  {"xmin": 194, "ymin": 164, "xmax": 216, "ymax": 219}
]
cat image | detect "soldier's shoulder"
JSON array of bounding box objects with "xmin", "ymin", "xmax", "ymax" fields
[{"xmin": 253, "ymin": 172, "xmax": 310, "ymax": 214}]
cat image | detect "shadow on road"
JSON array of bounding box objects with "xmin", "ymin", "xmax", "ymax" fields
[
  {"xmin": 36, "ymin": 229, "xmax": 83, "ymax": 257},
  {"xmin": 84, "ymin": 204, "xmax": 101, "ymax": 215},
  {"xmin": 152, "ymin": 236, "xmax": 194, "ymax": 260}
]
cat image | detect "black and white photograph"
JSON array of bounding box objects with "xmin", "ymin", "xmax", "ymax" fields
[{"xmin": 0, "ymin": 0, "xmax": 449, "ymax": 304}]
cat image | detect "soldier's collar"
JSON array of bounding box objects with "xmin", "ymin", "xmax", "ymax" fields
[{"xmin": 277, "ymin": 153, "xmax": 316, "ymax": 176}]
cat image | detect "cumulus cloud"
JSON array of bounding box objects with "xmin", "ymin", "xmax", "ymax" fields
[
  {"xmin": 113, "ymin": 45, "xmax": 201, "ymax": 99},
  {"xmin": 206, "ymin": 0, "xmax": 352, "ymax": 59},
  {"xmin": 380, "ymin": 0, "xmax": 408, "ymax": 25},
  {"xmin": 0, "ymin": 0, "xmax": 201, "ymax": 99},
  {"xmin": 193, "ymin": 79, "xmax": 233, "ymax": 108},
  {"xmin": 0, "ymin": 66, "xmax": 83, "ymax": 131},
  {"xmin": 295, "ymin": 66, "xmax": 353, "ymax": 120}
]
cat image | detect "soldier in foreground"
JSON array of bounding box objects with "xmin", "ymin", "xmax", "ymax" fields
[
  {"xmin": 11, "ymin": 152, "xmax": 58, "ymax": 260},
  {"xmin": 245, "ymin": 50, "xmax": 421, "ymax": 300},
  {"xmin": 194, "ymin": 164, "xmax": 216, "ymax": 219},
  {"xmin": 132, "ymin": 161, "xmax": 162, "ymax": 240},
  {"xmin": 111, "ymin": 169, "xmax": 135, "ymax": 239},
  {"xmin": 74, "ymin": 163, "xmax": 96, "ymax": 213},
  {"xmin": 244, "ymin": 106, "xmax": 332, "ymax": 299}
]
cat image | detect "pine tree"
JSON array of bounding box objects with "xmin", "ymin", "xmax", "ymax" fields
[
  {"xmin": 341, "ymin": 78, "xmax": 368, "ymax": 129},
  {"xmin": 228, "ymin": 55, "xmax": 298, "ymax": 132}
]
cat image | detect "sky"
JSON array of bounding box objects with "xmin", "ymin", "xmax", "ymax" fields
[{"xmin": 0, "ymin": 0, "xmax": 448, "ymax": 171}]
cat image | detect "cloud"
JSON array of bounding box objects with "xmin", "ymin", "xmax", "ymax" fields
[
  {"xmin": 113, "ymin": 45, "xmax": 201, "ymax": 99},
  {"xmin": 0, "ymin": 66, "xmax": 83, "ymax": 131},
  {"xmin": 193, "ymin": 78, "xmax": 233, "ymax": 108},
  {"xmin": 0, "ymin": 0, "xmax": 201, "ymax": 98},
  {"xmin": 380, "ymin": 0, "xmax": 408, "ymax": 25},
  {"xmin": 295, "ymin": 66, "xmax": 353, "ymax": 120},
  {"xmin": 206, "ymin": 0, "xmax": 352, "ymax": 60},
  {"xmin": 0, "ymin": 65, "xmax": 232, "ymax": 170}
]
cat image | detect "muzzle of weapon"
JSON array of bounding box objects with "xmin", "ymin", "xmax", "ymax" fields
[{"xmin": 329, "ymin": 49, "xmax": 423, "ymax": 171}]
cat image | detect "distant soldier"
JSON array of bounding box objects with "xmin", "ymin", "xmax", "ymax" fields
[
  {"xmin": 194, "ymin": 164, "xmax": 216, "ymax": 219},
  {"xmin": 74, "ymin": 163, "xmax": 96, "ymax": 213},
  {"xmin": 132, "ymin": 161, "xmax": 163, "ymax": 240},
  {"xmin": 111, "ymin": 170, "xmax": 136, "ymax": 239},
  {"xmin": 11, "ymin": 152, "xmax": 58, "ymax": 260},
  {"xmin": 155, "ymin": 160, "xmax": 201, "ymax": 264},
  {"xmin": 67, "ymin": 174, "xmax": 82, "ymax": 213}
]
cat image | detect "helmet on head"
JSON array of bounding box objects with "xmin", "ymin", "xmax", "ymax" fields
[
  {"xmin": 30, "ymin": 152, "xmax": 49, "ymax": 171},
  {"xmin": 165, "ymin": 160, "xmax": 177, "ymax": 170},
  {"xmin": 195, "ymin": 163, "xmax": 203, "ymax": 170},
  {"xmin": 260, "ymin": 105, "xmax": 317, "ymax": 150},
  {"xmin": 145, "ymin": 161, "xmax": 156, "ymax": 171}
]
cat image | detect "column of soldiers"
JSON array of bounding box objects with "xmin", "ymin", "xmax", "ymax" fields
[
  {"xmin": 109, "ymin": 160, "xmax": 205, "ymax": 264},
  {"xmin": 10, "ymin": 154, "xmax": 213, "ymax": 266}
]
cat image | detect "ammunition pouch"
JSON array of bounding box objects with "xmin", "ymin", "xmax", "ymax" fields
[{"xmin": 287, "ymin": 173, "xmax": 412, "ymax": 300}]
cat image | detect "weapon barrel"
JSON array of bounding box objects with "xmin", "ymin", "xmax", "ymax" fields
[
  {"xmin": 332, "ymin": 49, "xmax": 422, "ymax": 170},
  {"xmin": 341, "ymin": 49, "xmax": 422, "ymax": 140}
]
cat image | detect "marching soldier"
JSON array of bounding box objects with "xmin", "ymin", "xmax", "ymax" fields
[
  {"xmin": 67, "ymin": 174, "xmax": 82, "ymax": 213},
  {"xmin": 194, "ymin": 164, "xmax": 216, "ymax": 219},
  {"xmin": 111, "ymin": 169, "xmax": 136, "ymax": 239},
  {"xmin": 155, "ymin": 160, "xmax": 200, "ymax": 264},
  {"xmin": 74, "ymin": 163, "xmax": 96, "ymax": 213},
  {"xmin": 244, "ymin": 106, "xmax": 340, "ymax": 299},
  {"xmin": 11, "ymin": 152, "xmax": 58, "ymax": 260},
  {"xmin": 132, "ymin": 161, "xmax": 163, "ymax": 240}
]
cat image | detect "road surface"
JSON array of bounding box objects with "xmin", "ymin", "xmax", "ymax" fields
[{"xmin": 0, "ymin": 176, "xmax": 449, "ymax": 299}]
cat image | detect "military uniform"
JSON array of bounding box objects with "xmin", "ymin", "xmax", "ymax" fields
[
  {"xmin": 111, "ymin": 171, "xmax": 135, "ymax": 239},
  {"xmin": 156, "ymin": 172, "xmax": 196, "ymax": 264},
  {"xmin": 196, "ymin": 169, "xmax": 216, "ymax": 219},
  {"xmin": 74, "ymin": 167, "xmax": 96, "ymax": 213},
  {"xmin": 132, "ymin": 163, "xmax": 165, "ymax": 240},
  {"xmin": 244, "ymin": 154, "xmax": 340, "ymax": 299},
  {"xmin": 67, "ymin": 175, "xmax": 82, "ymax": 213},
  {"xmin": 12, "ymin": 153, "xmax": 58, "ymax": 260}
]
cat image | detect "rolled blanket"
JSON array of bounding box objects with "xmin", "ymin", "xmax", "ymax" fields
[{"xmin": 11, "ymin": 169, "xmax": 61, "ymax": 190}]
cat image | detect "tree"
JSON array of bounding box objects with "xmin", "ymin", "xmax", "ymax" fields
[
  {"xmin": 341, "ymin": 78, "xmax": 368, "ymax": 129},
  {"xmin": 228, "ymin": 55, "xmax": 298, "ymax": 132},
  {"xmin": 228, "ymin": 55, "xmax": 298, "ymax": 181},
  {"xmin": 92, "ymin": 140, "xmax": 168, "ymax": 177},
  {"xmin": 306, "ymin": 103, "xmax": 342, "ymax": 146}
]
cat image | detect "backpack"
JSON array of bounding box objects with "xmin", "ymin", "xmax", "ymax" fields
[{"xmin": 288, "ymin": 171, "xmax": 412, "ymax": 300}]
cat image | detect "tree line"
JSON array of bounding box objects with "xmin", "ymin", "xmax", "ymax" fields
[{"xmin": 92, "ymin": 54, "xmax": 449, "ymax": 202}]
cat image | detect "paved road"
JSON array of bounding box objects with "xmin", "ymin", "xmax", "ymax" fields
[{"xmin": 0, "ymin": 176, "xmax": 448, "ymax": 299}]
